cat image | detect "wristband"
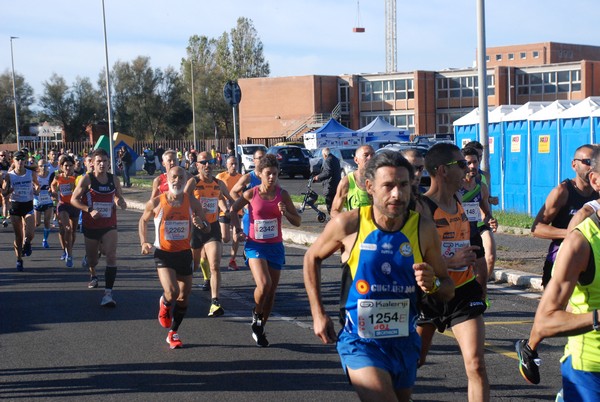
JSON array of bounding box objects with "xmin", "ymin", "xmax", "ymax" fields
[
  {"xmin": 593, "ymin": 309, "xmax": 600, "ymax": 331},
  {"xmin": 425, "ymin": 276, "xmax": 441, "ymax": 294},
  {"xmin": 87, "ymin": 206, "xmax": 93, "ymax": 213}
]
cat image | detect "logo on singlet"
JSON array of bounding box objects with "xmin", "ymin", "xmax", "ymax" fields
[{"xmin": 399, "ymin": 242, "xmax": 412, "ymax": 257}]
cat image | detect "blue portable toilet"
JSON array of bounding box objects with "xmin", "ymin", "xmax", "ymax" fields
[
  {"xmin": 502, "ymin": 102, "xmax": 551, "ymax": 214},
  {"xmin": 487, "ymin": 106, "xmax": 519, "ymax": 209},
  {"xmin": 590, "ymin": 99, "xmax": 600, "ymax": 144},
  {"xmin": 558, "ymin": 97, "xmax": 600, "ymax": 179},
  {"xmin": 453, "ymin": 107, "xmax": 490, "ymax": 148}
]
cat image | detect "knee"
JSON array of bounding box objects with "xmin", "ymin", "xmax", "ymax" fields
[
  {"xmin": 464, "ymin": 356, "xmax": 487, "ymax": 380},
  {"xmin": 164, "ymin": 287, "xmax": 180, "ymax": 301}
]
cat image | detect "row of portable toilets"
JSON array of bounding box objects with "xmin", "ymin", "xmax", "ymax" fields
[{"xmin": 453, "ymin": 97, "xmax": 600, "ymax": 216}]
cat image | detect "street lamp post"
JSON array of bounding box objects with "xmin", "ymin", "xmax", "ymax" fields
[
  {"xmin": 191, "ymin": 58, "xmax": 197, "ymax": 151},
  {"xmin": 101, "ymin": 0, "xmax": 116, "ymax": 174},
  {"xmin": 10, "ymin": 36, "xmax": 20, "ymax": 151}
]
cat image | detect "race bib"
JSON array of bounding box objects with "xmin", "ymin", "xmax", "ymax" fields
[
  {"xmin": 441, "ymin": 239, "xmax": 471, "ymax": 272},
  {"xmin": 38, "ymin": 190, "xmax": 52, "ymax": 204},
  {"xmin": 357, "ymin": 298, "xmax": 410, "ymax": 339},
  {"xmin": 93, "ymin": 202, "xmax": 113, "ymax": 218},
  {"xmin": 164, "ymin": 220, "xmax": 189, "ymax": 241},
  {"xmin": 201, "ymin": 197, "xmax": 218, "ymax": 214},
  {"xmin": 254, "ymin": 218, "xmax": 278, "ymax": 239},
  {"xmin": 463, "ymin": 202, "xmax": 481, "ymax": 222},
  {"xmin": 14, "ymin": 186, "xmax": 29, "ymax": 198},
  {"xmin": 59, "ymin": 183, "xmax": 72, "ymax": 197}
]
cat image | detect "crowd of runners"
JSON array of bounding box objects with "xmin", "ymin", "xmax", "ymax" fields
[{"xmin": 3, "ymin": 139, "xmax": 600, "ymax": 401}]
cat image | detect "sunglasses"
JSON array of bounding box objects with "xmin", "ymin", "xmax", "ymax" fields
[
  {"xmin": 15, "ymin": 156, "xmax": 26, "ymax": 161},
  {"xmin": 446, "ymin": 159, "xmax": 468, "ymax": 169},
  {"xmin": 574, "ymin": 158, "xmax": 592, "ymax": 166},
  {"xmin": 413, "ymin": 165, "xmax": 425, "ymax": 172},
  {"xmin": 198, "ymin": 160, "xmax": 214, "ymax": 165}
]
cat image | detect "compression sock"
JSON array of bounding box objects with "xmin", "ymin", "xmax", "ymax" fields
[
  {"xmin": 105, "ymin": 266, "xmax": 117, "ymax": 290},
  {"xmin": 43, "ymin": 228, "xmax": 50, "ymax": 241},
  {"xmin": 171, "ymin": 305, "xmax": 187, "ymax": 331},
  {"xmin": 200, "ymin": 258, "xmax": 210, "ymax": 281}
]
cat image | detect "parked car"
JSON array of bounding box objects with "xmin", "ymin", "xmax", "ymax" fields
[
  {"xmin": 310, "ymin": 146, "xmax": 358, "ymax": 177},
  {"xmin": 266, "ymin": 145, "xmax": 311, "ymax": 179},
  {"xmin": 375, "ymin": 143, "xmax": 431, "ymax": 186},
  {"xmin": 237, "ymin": 144, "xmax": 267, "ymax": 174}
]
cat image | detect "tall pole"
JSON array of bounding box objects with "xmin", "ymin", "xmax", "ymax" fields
[
  {"xmin": 191, "ymin": 58, "xmax": 197, "ymax": 151},
  {"xmin": 101, "ymin": 0, "xmax": 116, "ymax": 174},
  {"xmin": 476, "ymin": 0, "xmax": 489, "ymax": 172},
  {"xmin": 10, "ymin": 36, "xmax": 20, "ymax": 151}
]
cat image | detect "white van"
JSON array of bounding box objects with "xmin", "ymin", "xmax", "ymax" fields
[{"xmin": 237, "ymin": 144, "xmax": 267, "ymax": 173}]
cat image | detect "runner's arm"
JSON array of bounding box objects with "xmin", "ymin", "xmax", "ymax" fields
[
  {"xmin": 138, "ymin": 198, "xmax": 158, "ymax": 254},
  {"xmin": 567, "ymin": 203, "xmax": 597, "ymax": 232},
  {"xmin": 280, "ymin": 189, "xmax": 301, "ymax": 227},
  {"xmin": 230, "ymin": 173, "xmax": 250, "ymax": 200},
  {"xmin": 329, "ymin": 176, "xmax": 349, "ymax": 218},
  {"xmin": 415, "ymin": 216, "xmax": 454, "ymax": 301},
  {"xmin": 70, "ymin": 175, "xmax": 91, "ymax": 212},
  {"xmin": 531, "ymin": 183, "xmax": 569, "ymax": 240},
  {"xmin": 150, "ymin": 176, "xmax": 161, "ymax": 199},
  {"xmin": 113, "ymin": 174, "xmax": 127, "ymax": 210}
]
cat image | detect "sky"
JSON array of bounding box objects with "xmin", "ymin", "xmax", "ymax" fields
[{"xmin": 2, "ymin": 0, "xmax": 599, "ymax": 105}]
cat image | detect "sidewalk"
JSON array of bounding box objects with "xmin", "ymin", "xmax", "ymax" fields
[{"xmin": 122, "ymin": 186, "xmax": 543, "ymax": 292}]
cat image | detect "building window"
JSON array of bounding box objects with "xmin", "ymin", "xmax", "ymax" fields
[
  {"xmin": 508, "ymin": 53, "xmax": 514, "ymax": 60},
  {"xmin": 520, "ymin": 52, "xmax": 527, "ymax": 59},
  {"xmin": 515, "ymin": 68, "xmax": 582, "ymax": 97},
  {"xmin": 495, "ymin": 54, "xmax": 502, "ymax": 61},
  {"xmin": 436, "ymin": 77, "xmax": 449, "ymax": 99},
  {"xmin": 435, "ymin": 73, "xmax": 495, "ymax": 100},
  {"xmin": 361, "ymin": 78, "xmax": 414, "ymax": 103},
  {"xmin": 395, "ymin": 78, "xmax": 414, "ymax": 100},
  {"xmin": 361, "ymin": 81, "xmax": 372, "ymax": 102},
  {"xmin": 533, "ymin": 51, "xmax": 539, "ymax": 59},
  {"xmin": 383, "ymin": 80, "xmax": 395, "ymax": 101},
  {"xmin": 486, "ymin": 55, "xmax": 490, "ymax": 62}
]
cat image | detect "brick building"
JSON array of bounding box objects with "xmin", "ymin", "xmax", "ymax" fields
[{"xmin": 238, "ymin": 42, "xmax": 600, "ymax": 141}]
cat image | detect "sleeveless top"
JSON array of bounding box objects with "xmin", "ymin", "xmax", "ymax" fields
[
  {"xmin": 248, "ymin": 186, "xmax": 283, "ymax": 243},
  {"xmin": 340, "ymin": 206, "xmax": 422, "ymax": 341},
  {"xmin": 243, "ymin": 171, "xmax": 262, "ymax": 235},
  {"xmin": 563, "ymin": 213, "xmax": 600, "ymax": 372},
  {"xmin": 546, "ymin": 180, "xmax": 599, "ymax": 261},
  {"xmin": 35, "ymin": 172, "xmax": 54, "ymax": 206},
  {"xmin": 423, "ymin": 196, "xmax": 475, "ymax": 288},
  {"xmin": 9, "ymin": 169, "xmax": 34, "ymax": 203},
  {"xmin": 82, "ymin": 173, "xmax": 117, "ymax": 229},
  {"xmin": 193, "ymin": 177, "xmax": 222, "ymax": 223},
  {"xmin": 346, "ymin": 171, "xmax": 371, "ymax": 210},
  {"xmin": 153, "ymin": 193, "xmax": 193, "ymax": 253},
  {"xmin": 216, "ymin": 170, "xmax": 241, "ymax": 217},
  {"xmin": 55, "ymin": 175, "xmax": 77, "ymax": 204}
]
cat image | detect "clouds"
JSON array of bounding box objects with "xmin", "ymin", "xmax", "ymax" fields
[{"xmin": 1, "ymin": 0, "xmax": 599, "ymax": 102}]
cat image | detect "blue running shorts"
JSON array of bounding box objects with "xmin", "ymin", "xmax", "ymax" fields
[
  {"xmin": 336, "ymin": 330, "xmax": 420, "ymax": 390},
  {"xmin": 244, "ymin": 240, "xmax": 285, "ymax": 270},
  {"xmin": 561, "ymin": 355, "xmax": 600, "ymax": 402}
]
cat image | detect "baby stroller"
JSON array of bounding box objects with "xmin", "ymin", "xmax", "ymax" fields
[{"xmin": 297, "ymin": 177, "xmax": 327, "ymax": 223}]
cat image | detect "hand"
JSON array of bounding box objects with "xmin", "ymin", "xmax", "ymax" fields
[
  {"xmin": 488, "ymin": 217, "xmax": 498, "ymax": 232},
  {"xmin": 234, "ymin": 227, "xmax": 246, "ymax": 242},
  {"xmin": 452, "ymin": 245, "xmax": 480, "ymax": 267},
  {"xmin": 313, "ymin": 314, "xmax": 337, "ymax": 344},
  {"xmin": 313, "ymin": 176, "xmax": 318, "ymax": 182},
  {"xmin": 117, "ymin": 198, "xmax": 127, "ymax": 210},
  {"xmin": 89, "ymin": 209, "xmax": 101, "ymax": 220},
  {"xmin": 278, "ymin": 201, "xmax": 286, "ymax": 216},
  {"xmin": 413, "ymin": 262, "xmax": 435, "ymax": 292},
  {"xmin": 141, "ymin": 242, "xmax": 152, "ymax": 255}
]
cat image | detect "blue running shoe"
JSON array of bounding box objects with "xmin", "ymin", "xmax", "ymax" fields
[
  {"xmin": 66, "ymin": 256, "xmax": 73, "ymax": 268},
  {"xmin": 42, "ymin": 239, "xmax": 49, "ymax": 249},
  {"xmin": 60, "ymin": 251, "xmax": 67, "ymax": 261},
  {"xmin": 16, "ymin": 260, "xmax": 23, "ymax": 271}
]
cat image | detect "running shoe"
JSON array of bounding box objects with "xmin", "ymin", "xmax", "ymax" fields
[
  {"xmin": 66, "ymin": 256, "xmax": 73, "ymax": 268},
  {"xmin": 515, "ymin": 339, "xmax": 541, "ymax": 384},
  {"xmin": 100, "ymin": 292, "xmax": 116, "ymax": 308},
  {"xmin": 251, "ymin": 309, "xmax": 269, "ymax": 347},
  {"xmin": 2, "ymin": 219, "xmax": 8, "ymax": 228},
  {"xmin": 42, "ymin": 239, "xmax": 49, "ymax": 249},
  {"xmin": 208, "ymin": 300, "xmax": 224, "ymax": 317},
  {"xmin": 82, "ymin": 255, "xmax": 89, "ymax": 268},
  {"xmin": 23, "ymin": 240, "xmax": 32, "ymax": 257},
  {"xmin": 200, "ymin": 279, "xmax": 211, "ymax": 291},
  {"xmin": 60, "ymin": 251, "xmax": 67, "ymax": 261},
  {"xmin": 166, "ymin": 330, "xmax": 183, "ymax": 349},
  {"xmin": 16, "ymin": 260, "xmax": 23, "ymax": 272},
  {"xmin": 158, "ymin": 296, "xmax": 172, "ymax": 328},
  {"xmin": 88, "ymin": 276, "xmax": 99, "ymax": 289},
  {"xmin": 228, "ymin": 259, "xmax": 239, "ymax": 271}
]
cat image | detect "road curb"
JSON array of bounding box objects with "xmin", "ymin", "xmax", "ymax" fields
[{"xmin": 124, "ymin": 189, "xmax": 542, "ymax": 293}]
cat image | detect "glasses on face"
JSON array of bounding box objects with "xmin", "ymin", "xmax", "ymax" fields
[
  {"xmin": 15, "ymin": 156, "xmax": 25, "ymax": 161},
  {"xmin": 575, "ymin": 158, "xmax": 592, "ymax": 166},
  {"xmin": 198, "ymin": 160, "xmax": 214, "ymax": 165},
  {"xmin": 413, "ymin": 165, "xmax": 425, "ymax": 172},
  {"xmin": 446, "ymin": 159, "xmax": 468, "ymax": 169}
]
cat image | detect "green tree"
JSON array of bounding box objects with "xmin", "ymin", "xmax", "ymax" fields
[
  {"xmin": 0, "ymin": 70, "xmax": 35, "ymax": 144},
  {"xmin": 230, "ymin": 17, "xmax": 270, "ymax": 79}
]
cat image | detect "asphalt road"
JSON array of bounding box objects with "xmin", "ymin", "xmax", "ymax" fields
[{"xmin": 0, "ymin": 199, "xmax": 567, "ymax": 401}]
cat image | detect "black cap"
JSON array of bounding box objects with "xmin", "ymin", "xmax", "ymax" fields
[{"xmin": 14, "ymin": 151, "xmax": 26, "ymax": 159}]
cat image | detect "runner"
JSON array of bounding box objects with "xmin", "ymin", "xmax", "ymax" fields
[
  {"xmin": 150, "ymin": 150, "xmax": 187, "ymax": 199},
  {"xmin": 303, "ymin": 151, "xmax": 453, "ymax": 401},
  {"xmin": 139, "ymin": 166, "xmax": 209, "ymax": 349},
  {"xmin": 34, "ymin": 158, "xmax": 55, "ymax": 249},
  {"xmin": 330, "ymin": 144, "xmax": 375, "ymax": 217},
  {"xmin": 184, "ymin": 151, "xmax": 234, "ymax": 316},
  {"xmin": 70, "ymin": 148, "xmax": 127, "ymax": 307},
  {"xmin": 51, "ymin": 155, "xmax": 79, "ymax": 268},
  {"xmin": 4, "ymin": 150, "xmax": 39, "ymax": 271},
  {"xmin": 0, "ymin": 150, "xmax": 10, "ymax": 227},
  {"xmin": 215, "ymin": 155, "xmax": 242, "ymax": 270},
  {"xmin": 230, "ymin": 153, "xmax": 302, "ymax": 347}
]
